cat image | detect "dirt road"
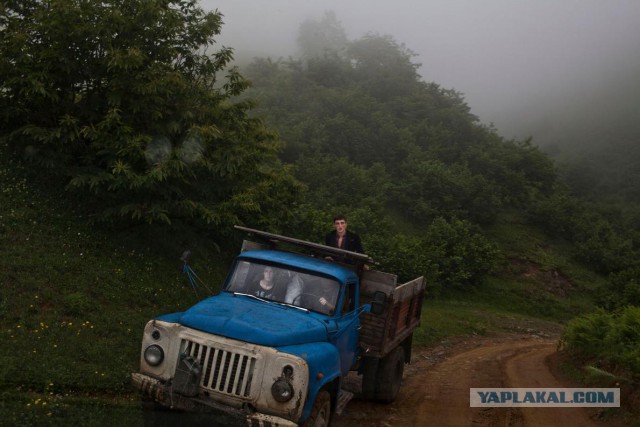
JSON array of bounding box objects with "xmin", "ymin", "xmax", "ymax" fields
[{"xmin": 335, "ymin": 334, "xmax": 623, "ymax": 427}]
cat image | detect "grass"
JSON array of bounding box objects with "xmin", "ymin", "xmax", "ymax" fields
[
  {"xmin": 0, "ymin": 161, "xmax": 610, "ymax": 424},
  {"xmin": 415, "ymin": 293, "xmax": 568, "ymax": 347},
  {"xmin": 0, "ymin": 163, "xmax": 231, "ymax": 424}
]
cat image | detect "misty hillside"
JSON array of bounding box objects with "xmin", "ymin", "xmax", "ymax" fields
[
  {"xmin": 211, "ymin": 1, "xmax": 640, "ymax": 206},
  {"xmin": 499, "ymin": 59, "xmax": 640, "ymax": 202},
  {"xmin": 2, "ymin": 2, "xmax": 640, "ymax": 422}
]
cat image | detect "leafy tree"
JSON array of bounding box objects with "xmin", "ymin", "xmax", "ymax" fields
[
  {"xmin": 294, "ymin": 156, "xmax": 392, "ymax": 209},
  {"xmin": 421, "ymin": 217, "xmax": 500, "ymax": 289},
  {"xmin": 297, "ymin": 11, "xmax": 349, "ymax": 61},
  {"xmin": 393, "ymin": 158, "xmax": 502, "ymax": 224},
  {"xmin": 347, "ymin": 33, "xmax": 423, "ymax": 101},
  {"xmin": 370, "ymin": 218, "xmax": 499, "ymax": 292},
  {"xmin": 464, "ymin": 136, "xmax": 557, "ymax": 205},
  {"xmin": 573, "ymin": 216, "xmax": 634, "ymax": 274},
  {"xmin": 599, "ymin": 267, "xmax": 640, "ymax": 310},
  {"xmin": 0, "ymin": 0, "xmax": 300, "ymax": 228}
]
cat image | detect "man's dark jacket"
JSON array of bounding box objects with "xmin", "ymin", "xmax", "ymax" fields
[{"xmin": 325, "ymin": 230, "xmax": 364, "ymax": 254}]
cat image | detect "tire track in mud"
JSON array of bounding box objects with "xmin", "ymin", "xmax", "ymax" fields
[{"xmin": 336, "ymin": 335, "xmax": 617, "ymax": 427}]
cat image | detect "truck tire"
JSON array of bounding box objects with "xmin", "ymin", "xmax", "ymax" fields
[
  {"xmin": 375, "ymin": 346, "xmax": 405, "ymax": 403},
  {"xmin": 360, "ymin": 356, "xmax": 379, "ymax": 400},
  {"xmin": 301, "ymin": 389, "xmax": 331, "ymax": 427}
]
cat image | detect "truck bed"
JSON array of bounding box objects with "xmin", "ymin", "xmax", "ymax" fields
[{"xmin": 360, "ymin": 270, "xmax": 425, "ymax": 358}]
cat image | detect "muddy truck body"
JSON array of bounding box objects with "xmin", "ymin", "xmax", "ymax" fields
[{"xmin": 132, "ymin": 227, "xmax": 425, "ymax": 426}]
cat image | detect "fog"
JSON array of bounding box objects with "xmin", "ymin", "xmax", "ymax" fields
[{"xmin": 200, "ymin": 0, "xmax": 640, "ymax": 147}]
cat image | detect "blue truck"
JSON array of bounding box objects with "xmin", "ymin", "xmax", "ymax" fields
[{"xmin": 132, "ymin": 226, "xmax": 425, "ymax": 426}]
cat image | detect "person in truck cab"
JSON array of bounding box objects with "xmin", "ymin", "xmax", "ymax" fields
[
  {"xmin": 252, "ymin": 266, "xmax": 279, "ymax": 300},
  {"xmin": 309, "ymin": 277, "xmax": 339, "ymax": 315},
  {"xmin": 284, "ymin": 271, "xmax": 304, "ymax": 304}
]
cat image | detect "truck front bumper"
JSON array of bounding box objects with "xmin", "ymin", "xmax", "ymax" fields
[{"xmin": 132, "ymin": 373, "xmax": 298, "ymax": 427}]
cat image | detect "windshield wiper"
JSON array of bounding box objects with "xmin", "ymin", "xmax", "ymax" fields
[
  {"xmin": 232, "ymin": 292, "xmax": 309, "ymax": 312},
  {"xmin": 233, "ymin": 292, "xmax": 269, "ymax": 303},
  {"xmin": 273, "ymin": 301, "xmax": 309, "ymax": 312}
]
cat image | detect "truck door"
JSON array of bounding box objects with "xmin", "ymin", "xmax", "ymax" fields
[{"xmin": 331, "ymin": 281, "xmax": 360, "ymax": 376}]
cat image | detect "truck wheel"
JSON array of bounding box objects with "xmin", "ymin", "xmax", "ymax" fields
[
  {"xmin": 301, "ymin": 390, "xmax": 331, "ymax": 427},
  {"xmin": 360, "ymin": 357, "xmax": 379, "ymax": 400},
  {"xmin": 375, "ymin": 346, "xmax": 405, "ymax": 403}
]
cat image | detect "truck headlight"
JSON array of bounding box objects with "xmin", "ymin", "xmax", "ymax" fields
[
  {"xmin": 144, "ymin": 344, "xmax": 164, "ymax": 366},
  {"xmin": 271, "ymin": 379, "xmax": 294, "ymax": 402}
]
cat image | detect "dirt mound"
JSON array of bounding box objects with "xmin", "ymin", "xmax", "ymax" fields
[{"xmin": 512, "ymin": 259, "xmax": 573, "ymax": 297}]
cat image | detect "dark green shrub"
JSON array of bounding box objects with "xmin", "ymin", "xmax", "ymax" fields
[
  {"xmin": 563, "ymin": 309, "xmax": 613, "ymax": 359},
  {"xmin": 604, "ymin": 306, "xmax": 640, "ymax": 375},
  {"xmin": 422, "ymin": 217, "xmax": 500, "ymax": 289},
  {"xmin": 369, "ymin": 217, "xmax": 499, "ymax": 294},
  {"xmin": 564, "ymin": 306, "xmax": 640, "ymax": 378}
]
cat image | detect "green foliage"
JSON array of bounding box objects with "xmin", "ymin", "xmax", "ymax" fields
[
  {"xmin": 242, "ymin": 25, "xmax": 563, "ymax": 238},
  {"xmin": 574, "ymin": 217, "xmax": 634, "ymax": 274},
  {"xmin": 347, "ymin": 34, "xmax": 423, "ymax": 101},
  {"xmin": 370, "ymin": 217, "xmax": 499, "ymax": 293},
  {"xmin": 558, "ymin": 131, "xmax": 640, "ymax": 203},
  {"xmin": 2, "ymin": 5, "xmax": 637, "ymax": 421},
  {"xmin": 563, "ymin": 306, "xmax": 640, "ymax": 378},
  {"xmin": 294, "ymin": 156, "xmax": 391, "ymax": 210},
  {"xmin": 238, "ymin": 17, "xmax": 590, "ymax": 292},
  {"xmin": 62, "ymin": 292, "xmax": 92, "ymax": 316},
  {"xmin": 601, "ymin": 267, "xmax": 640, "ymax": 310},
  {"xmin": 0, "ymin": 0, "xmax": 301, "ymax": 229},
  {"xmin": 563, "ymin": 309, "xmax": 613, "ymax": 358},
  {"xmin": 0, "ymin": 156, "xmax": 228, "ymax": 403},
  {"xmin": 529, "ymin": 191, "xmax": 639, "ymax": 279},
  {"xmin": 464, "ymin": 137, "xmax": 557, "ymax": 205},
  {"xmin": 605, "ymin": 307, "xmax": 640, "ymax": 374},
  {"xmin": 422, "ymin": 218, "xmax": 500, "ymax": 290},
  {"xmin": 297, "ymin": 11, "xmax": 349, "ymax": 60},
  {"xmin": 393, "ymin": 159, "xmax": 502, "ymax": 224}
]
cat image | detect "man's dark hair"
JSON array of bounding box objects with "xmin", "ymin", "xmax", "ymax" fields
[{"xmin": 333, "ymin": 214, "xmax": 347, "ymax": 222}]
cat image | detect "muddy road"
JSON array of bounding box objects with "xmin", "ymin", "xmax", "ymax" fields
[{"xmin": 335, "ymin": 334, "xmax": 624, "ymax": 427}]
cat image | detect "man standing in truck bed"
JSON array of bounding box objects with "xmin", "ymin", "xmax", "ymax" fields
[{"xmin": 325, "ymin": 214, "xmax": 364, "ymax": 254}]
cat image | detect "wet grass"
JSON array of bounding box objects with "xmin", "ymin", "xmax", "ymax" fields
[{"xmin": 0, "ymin": 162, "xmax": 229, "ymax": 423}]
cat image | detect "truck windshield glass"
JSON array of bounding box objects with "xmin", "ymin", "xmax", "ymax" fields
[{"xmin": 225, "ymin": 261, "xmax": 341, "ymax": 315}]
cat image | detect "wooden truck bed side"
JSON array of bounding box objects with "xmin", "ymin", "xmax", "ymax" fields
[{"xmin": 360, "ymin": 271, "xmax": 426, "ymax": 359}]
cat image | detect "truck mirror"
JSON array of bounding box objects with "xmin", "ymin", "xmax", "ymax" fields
[{"xmin": 370, "ymin": 291, "xmax": 386, "ymax": 315}]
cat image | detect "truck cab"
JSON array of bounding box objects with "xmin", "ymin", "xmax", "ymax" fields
[{"xmin": 132, "ymin": 227, "xmax": 425, "ymax": 426}]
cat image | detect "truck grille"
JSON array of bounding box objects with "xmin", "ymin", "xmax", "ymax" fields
[{"xmin": 181, "ymin": 339, "xmax": 257, "ymax": 399}]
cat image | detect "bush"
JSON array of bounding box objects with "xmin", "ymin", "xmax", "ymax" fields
[
  {"xmin": 563, "ymin": 309, "xmax": 613, "ymax": 358},
  {"xmin": 369, "ymin": 217, "xmax": 499, "ymax": 294},
  {"xmin": 422, "ymin": 217, "xmax": 500, "ymax": 290},
  {"xmin": 563, "ymin": 306, "xmax": 640, "ymax": 378},
  {"xmin": 604, "ymin": 306, "xmax": 640, "ymax": 375}
]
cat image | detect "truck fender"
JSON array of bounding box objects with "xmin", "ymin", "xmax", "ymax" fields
[{"xmin": 279, "ymin": 342, "xmax": 342, "ymax": 422}]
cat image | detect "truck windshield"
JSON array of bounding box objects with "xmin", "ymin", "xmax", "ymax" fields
[{"xmin": 225, "ymin": 260, "xmax": 341, "ymax": 315}]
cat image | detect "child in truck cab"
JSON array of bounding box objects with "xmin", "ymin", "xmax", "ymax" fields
[{"xmin": 252, "ymin": 266, "xmax": 279, "ymax": 300}]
